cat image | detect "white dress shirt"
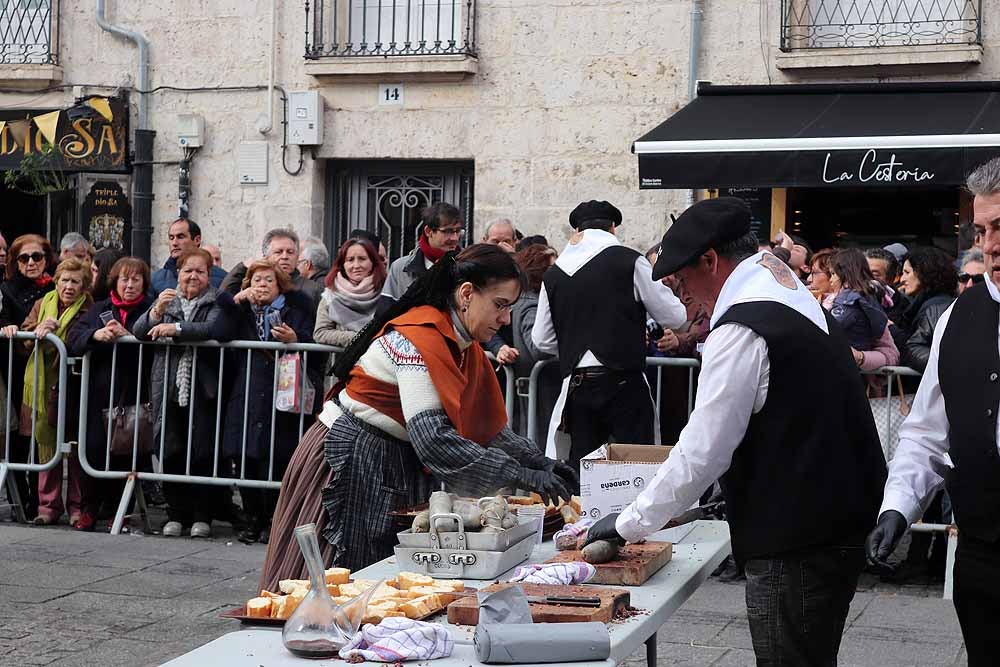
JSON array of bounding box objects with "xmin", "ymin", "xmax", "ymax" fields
[
  {"xmin": 879, "ymin": 279, "xmax": 1000, "ymax": 524},
  {"xmin": 616, "ymin": 251, "xmax": 829, "ymax": 542}
]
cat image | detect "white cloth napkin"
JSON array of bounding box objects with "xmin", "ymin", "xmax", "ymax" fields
[
  {"xmin": 507, "ymin": 562, "xmax": 597, "ymax": 586},
  {"xmin": 340, "ymin": 617, "xmax": 454, "ymax": 663}
]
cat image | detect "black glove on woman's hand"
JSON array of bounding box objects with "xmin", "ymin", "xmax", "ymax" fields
[
  {"xmin": 582, "ymin": 512, "xmax": 625, "ymax": 548},
  {"xmin": 517, "ymin": 467, "xmax": 573, "ymax": 507},
  {"xmin": 865, "ymin": 510, "xmax": 908, "ymax": 574},
  {"xmin": 547, "ymin": 460, "xmax": 579, "ymax": 493}
]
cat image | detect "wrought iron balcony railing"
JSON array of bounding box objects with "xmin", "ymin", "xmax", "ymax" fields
[
  {"xmin": 305, "ymin": 0, "xmax": 477, "ymax": 58},
  {"xmin": 0, "ymin": 0, "xmax": 57, "ymax": 65},
  {"xmin": 781, "ymin": 0, "xmax": 982, "ymax": 50}
]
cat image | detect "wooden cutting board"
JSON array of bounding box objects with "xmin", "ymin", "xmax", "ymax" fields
[
  {"xmin": 545, "ymin": 541, "xmax": 673, "ymax": 586},
  {"xmin": 446, "ymin": 583, "xmax": 629, "ymax": 626}
]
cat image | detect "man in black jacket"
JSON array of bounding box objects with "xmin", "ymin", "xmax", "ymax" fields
[
  {"xmin": 586, "ymin": 198, "xmax": 886, "ymax": 665},
  {"xmin": 867, "ymin": 157, "xmax": 1000, "ymax": 667}
]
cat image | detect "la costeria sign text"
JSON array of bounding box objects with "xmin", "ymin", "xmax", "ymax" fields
[
  {"xmin": 822, "ymin": 149, "xmax": 936, "ymax": 184},
  {"xmin": 0, "ymin": 96, "xmax": 129, "ymax": 173}
]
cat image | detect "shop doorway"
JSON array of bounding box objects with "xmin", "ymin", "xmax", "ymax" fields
[
  {"xmin": 0, "ymin": 178, "xmax": 77, "ymax": 244},
  {"xmin": 786, "ymin": 186, "xmax": 960, "ymax": 255}
]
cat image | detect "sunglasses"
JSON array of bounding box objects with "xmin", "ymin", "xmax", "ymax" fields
[
  {"xmin": 17, "ymin": 252, "xmax": 45, "ymax": 264},
  {"xmin": 959, "ymin": 273, "xmax": 986, "ymax": 285}
]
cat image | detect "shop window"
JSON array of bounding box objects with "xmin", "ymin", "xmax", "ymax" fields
[
  {"xmin": 0, "ymin": 0, "xmax": 56, "ymax": 64},
  {"xmin": 781, "ymin": 0, "xmax": 981, "ymax": 50},
  {"xmin": 328, "ymin": 160, "xmax": 474, "ymax": 263}
]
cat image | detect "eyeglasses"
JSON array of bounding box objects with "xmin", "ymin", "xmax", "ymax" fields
[
  {"xmin": 492, "ymin": 299, "xmax": 514, "ymax": 314},
  {"xmin": 17, "ymin": 252, "xmax": 44, "ymax": 264},
  {"xmin": 436, "ymin": 227, "xmax": 466, "ymax": 238},
  {"xmin": 959, "ymin": 272, "xmax": 986, "ymax": 285}
]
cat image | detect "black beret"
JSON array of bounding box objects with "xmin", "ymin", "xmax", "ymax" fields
[
  {"xmin": 569, "ymin": 200, "xmax": 623, "ymax": 229},
  {"xmin": 651, "ymin": 197, "xmax": 752, "ymax": 280}
]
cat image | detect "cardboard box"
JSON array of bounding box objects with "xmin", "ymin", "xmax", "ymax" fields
[{"xmin": 579, "ymin": 444, "xmax": 673, "ymax": 521}]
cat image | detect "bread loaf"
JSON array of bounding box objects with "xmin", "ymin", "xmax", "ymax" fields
[
  {"xmin": 246, "ymin": 597, "xmax": 272, "ymax": 618},
  {"xmin": 324, "ymin": 567, "xmax": 351, "ymax": 585}
]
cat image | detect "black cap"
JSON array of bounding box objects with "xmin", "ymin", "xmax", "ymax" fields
[
  {"xmin": 569, "ymin": 200, "xmax": 622, "ymax": 229},
  {"xmin": 651, "ymin": 197, "xmax": 752, "ymax": 280}
]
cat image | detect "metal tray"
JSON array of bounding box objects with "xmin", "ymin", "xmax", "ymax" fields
[
  {"xmin": 393, "ymin": 531, "xmax": 536, "ymax": 580},
  {"xmin": 397, "ymin": 512, "xmax": 540, "ymax": 551}
]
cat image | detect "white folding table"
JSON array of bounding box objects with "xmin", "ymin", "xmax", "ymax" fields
[{"xmin": 162, "ymin": 520, "xmax": 731, "ymax": 667}]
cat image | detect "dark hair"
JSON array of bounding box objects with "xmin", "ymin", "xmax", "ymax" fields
[
  {"xmin": 516, "ymin": 234, "xmax": 549, "ymax": 252},
  {"xmin": 421, "ymin": 202, "xmax": 461, "ymax": 231},
  {"xmin": 789, "ymin": 235, "xmax": 812, "ymax": 263},
  {"xmin": 905, "ymin": 247, "xmax": 958, "ymax": 298},
  {"xmin": 576, "ymin": 218, "xmax": 616, "ymax": 232},
  {"xmin": 108, "ymin": 257, "xmax": 151, "ymax": 296},
  {"xmin": 810, "ymin": 248, "xmax": 837, "ymax": 277},
  {"xmin": 333, "ymin": 243, "xmax": 523, "ymax": 379},
  {"xmin": 92, "ymin": 247, "xmax": 125, "ymax": 300},
  {"xmin": 171, "ymin": 217, "xmax": 202, "ymax": 240},
  {"xmin": 831, "ymin": 248, "xmax": 877, "ymax": 296},
  {"xmin": 350, "ymin": 228, "xmax": 382, "ymax": 250},
  {"xmin": 515, "ymin": 244, "xmax": 556, "ymax": 293},
  {"xmin": 864, "ymin": 247, "xmax": 899, "ymax": 283},
  {"xmin": 7, "ymin": 234, "xmax": 54, "ymax": 280},
  {"xmin": 716, "ymin": 231, "xmax": 759, "ymax": 264},
  {"xmin": 326, "ymin": 238, "xmax": 386, "ymax": 291}
]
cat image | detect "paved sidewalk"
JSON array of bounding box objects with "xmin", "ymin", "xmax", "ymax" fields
[{"xmin": 0, "ymin": 521, "xmax": 966, "ymax": 666}]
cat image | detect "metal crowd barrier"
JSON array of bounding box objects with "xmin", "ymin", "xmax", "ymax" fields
[
  {"xmin": 0, "ymin": 332, "xmax": 70, "ymax": 523},
  {"xmin": 69, "ymin": 336, "xmax": 515, "ymax": 535}
]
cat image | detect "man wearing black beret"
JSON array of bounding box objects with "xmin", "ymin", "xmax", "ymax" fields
[
  {"xmin": 531, "ymin": 200, "xmax": 686, "ymax": 469},
  {"xmin": 584, "ymin": 197, "xmax": 886, "ymax": 665}
]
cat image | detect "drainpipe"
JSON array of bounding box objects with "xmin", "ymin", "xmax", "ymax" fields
[
  {"xmin": 96, "ymin": 0, "xmax": 155, "ymax": 262},
  {"xmin": 258, "ymin": 0, "xmax": 277, "ymax": 134},
  {"xmin": 685, "ymin": 0, "xmax": 704, "ymax": 208}
]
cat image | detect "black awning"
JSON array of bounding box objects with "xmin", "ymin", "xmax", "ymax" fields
[{"xmin": 634, "ymin": 82, "xmax": 1000, "ymax": 189}]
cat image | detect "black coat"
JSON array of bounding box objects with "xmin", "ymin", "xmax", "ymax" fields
[
  {"xmin": 899, "ymin": 292, "xmax": 954, "ymax": 373},
  {"xmin": 220, "ymin": 289, "xmax": 319, "ymax": 470},
  {"xmin": 0, "ymin": 274, "xmax": 54, "ymax": 405},
  {"xmin": 66, "ymin": 295, "xmax": 155, "ymax": 468}
]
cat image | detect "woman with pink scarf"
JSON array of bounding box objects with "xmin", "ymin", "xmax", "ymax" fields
[{"xmin": 314, "ymin": 238, "xmax": 386, "ymax": 348}]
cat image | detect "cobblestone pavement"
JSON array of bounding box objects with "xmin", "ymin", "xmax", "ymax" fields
[{"xmin": 0, "ymin": 519, "xmax": 966, "ymax": 667}]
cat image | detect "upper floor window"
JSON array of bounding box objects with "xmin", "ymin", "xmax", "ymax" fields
[
  {"xmin": 0, "ymin": 0, "xmax": 56, "ymax": 64},
  {"xmin": 306, "ymin": 0, "xmax": 476, "ymax": 58},
  {"xmin": 781, "ymin": 0, "xmax": 981, "ymax": 49}
]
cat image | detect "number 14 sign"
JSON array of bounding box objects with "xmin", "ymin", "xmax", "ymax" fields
[{"xmin": 378, "ymin": 84, "xmax": 404, "ymax": 106}]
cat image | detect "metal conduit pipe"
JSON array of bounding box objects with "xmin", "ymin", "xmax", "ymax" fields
[
  {"xmin": 96, "ymin": 0, "xmax": 149, "ymax": 129},
  {"xmin": 685, "ymin": 0, "xmax": 704, "ymax": 209}
]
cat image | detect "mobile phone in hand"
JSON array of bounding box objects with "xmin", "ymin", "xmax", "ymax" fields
[{"xmin": 99, "ymin": 310, "xmax": 115, "ymax": 326}]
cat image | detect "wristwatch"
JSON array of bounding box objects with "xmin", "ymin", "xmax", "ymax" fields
[{"xmin": 174, "ymin": 322, "xmax": 183, "ymax": 335}]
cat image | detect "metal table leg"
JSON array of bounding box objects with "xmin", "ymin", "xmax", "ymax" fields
[{"xmin": 646, "ymin": 632, "xmax": 657, "ymax": 666}]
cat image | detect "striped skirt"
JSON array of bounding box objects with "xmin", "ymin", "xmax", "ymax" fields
[{"xmin": 321, "ymin": 411, "xmax": 433, "ymax": 572}]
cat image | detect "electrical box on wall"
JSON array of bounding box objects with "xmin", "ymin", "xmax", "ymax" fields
[
  {"xmin": 177, "ymin": 113, "xmax": 205, "ymax": 148},
  {"xmin": 238, "ymin": 141, "xmax": 268, "ymax": 184},
  {"xmin": 287, "ymin": 91, "xmax": 324, "ymax": 146}
]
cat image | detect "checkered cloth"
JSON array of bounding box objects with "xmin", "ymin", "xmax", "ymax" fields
[
  {"xmin": 507, "ymin": 562, "xmax": 597, "ymax": 585},
  {"xmin": 339, "ymin": 618, "xmax": 454, "ymax": 663}
]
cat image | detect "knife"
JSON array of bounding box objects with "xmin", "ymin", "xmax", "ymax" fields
[
  {"xmin": 446, "ymin": 590, "xmax": 602, "ymax": 608},
  {"xmin": 663, "ymin": 501, "xmax": 725, "ymax": 529}
]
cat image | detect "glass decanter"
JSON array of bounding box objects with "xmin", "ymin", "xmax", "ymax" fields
[{"xmin": 282, "ymin": 523, "xmax": 382, "ymax": 659}]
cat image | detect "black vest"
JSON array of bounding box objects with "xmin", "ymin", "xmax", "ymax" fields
[
  {"xmin": 716, "ymin": 302, "xmax": 887, "ymax": 563},
  {"xmin": 543, "ymin": 245, "xmax": 645, "ymax": 378},
  {"xmin": 938, "ymin": 283, "xmax": 1000, "ymax": 542}
]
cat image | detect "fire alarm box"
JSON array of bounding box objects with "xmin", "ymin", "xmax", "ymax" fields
[{"xmin": 288, "ymin": 91, "xmax": 324, "ymax": 146}]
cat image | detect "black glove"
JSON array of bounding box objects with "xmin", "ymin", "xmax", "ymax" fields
[
  {"xmin": 865, "ymin": 510, "xmax": 908, "ymax": 574},
  {"xmin": 544, "ymin": 459, "xmax": 580, "ymax": 494},
  {"xmin": 517, "ymin": 467, "xmax": 573, "ymax": 507},
  {"xmin": 582, "ymin": 512, "xmax": 625, "ymax": 548}
]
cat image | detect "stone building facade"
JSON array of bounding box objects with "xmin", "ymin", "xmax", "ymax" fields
[{"xmin": 0, "ymin": 0, "xmax": 994, "ymax": 265}]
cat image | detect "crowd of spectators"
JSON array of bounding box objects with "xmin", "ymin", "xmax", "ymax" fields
[{"xmin": 0, "ymin": 206, "xmax": 977, "ymax": 570}]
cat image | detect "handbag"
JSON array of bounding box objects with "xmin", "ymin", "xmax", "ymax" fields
[
  {"xmin": 102, "ymin": 402, "xmax": 155, "ymax": 459},
  {"xmin": 869, "ymin": 375, "xmax": 914, "ymax": 462},
  {"xmin": 275, "ymin": 352, "xmax": 316, "ymax": 414}
]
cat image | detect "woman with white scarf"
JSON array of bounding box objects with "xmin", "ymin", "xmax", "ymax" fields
[
  {"xmin": 314, "ymin": 238, "xmax": 385, "ymax": 348},
  {"xmin": 133, "ymin": 248, "xmax": 231, "ymax": 539}
]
